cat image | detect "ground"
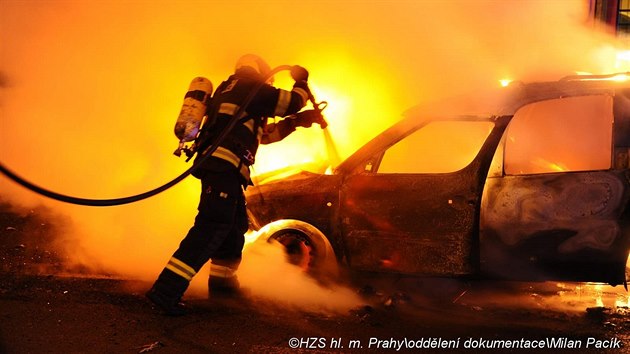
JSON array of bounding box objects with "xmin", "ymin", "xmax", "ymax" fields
[{"xmin": 1, "ymin": 203, "xmax": 629, "ymax": 354}]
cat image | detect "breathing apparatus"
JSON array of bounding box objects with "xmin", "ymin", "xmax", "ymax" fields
[
  {"xmin": 173, "ymin": 77, "xmax": 213, "ymax": 158},
  {"xmin": 0, "ymin": 64, "xmax": 334, "ymax": 207}
]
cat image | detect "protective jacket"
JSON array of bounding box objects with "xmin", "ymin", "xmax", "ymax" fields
[{"xmin": 194, "ymin": 69, "xmax": 310, "ymax": 184}]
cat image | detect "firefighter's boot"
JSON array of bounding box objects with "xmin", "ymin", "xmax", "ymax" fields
[
  {"xmin": 208, "ymin": 275, "xmax": 241, "ymax": 298},
  {"xmin": 146, "ymin": 269, "xmax": 190, "ymax": 316},
  {"xmin": 208, "ymin": 263, "xmax": 241, "ymax": 299}
]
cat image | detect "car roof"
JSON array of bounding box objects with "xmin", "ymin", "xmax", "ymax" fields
[
  {"xmin": 335, "ymin": 73, "xmax": 630, "ymax": 175},
  {"xmin": 496, "ymin": 73, "xmax": 630, "ymax": 115}
]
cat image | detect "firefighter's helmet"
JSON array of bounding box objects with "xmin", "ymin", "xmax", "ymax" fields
[{"xmin": 235, "ymin": 54, "xmax": 272, "ymax": 83}]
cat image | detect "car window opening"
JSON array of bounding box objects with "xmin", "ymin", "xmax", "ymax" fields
[
  {"xmin": 504, "ymin": 95, "xmax": 613, "ymax": 175},
  {"xmin": 376, "ymin": 121, "xmax": 495, "ymax": 174}
]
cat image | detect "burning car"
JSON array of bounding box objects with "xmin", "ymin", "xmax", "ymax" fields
[{"xmin": 245, "ymin": 73, "xmax": 630, "ymax": 286}]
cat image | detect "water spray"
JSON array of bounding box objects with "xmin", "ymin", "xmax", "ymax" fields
[{"xmin": 306, "ymin": 89, "xmax": 341, "ymax": 167}]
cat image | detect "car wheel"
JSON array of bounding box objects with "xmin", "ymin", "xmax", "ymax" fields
[
  {"xmin": 270, "ymin": 230, "xmax": 316, "ymax": 271},
  {"xmin": 252, "ymin": 220, "xmax": 340, "ymax": 280}
]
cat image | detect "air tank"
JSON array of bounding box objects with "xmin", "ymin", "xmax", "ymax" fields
[{"xmin": 174, "ymin": 77, "xmax": 213, "ymax": 143}]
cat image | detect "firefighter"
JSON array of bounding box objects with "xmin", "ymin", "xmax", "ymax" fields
[{"xmin": 146, "ymin": 54, "xmax": 325, "ymax": 316}]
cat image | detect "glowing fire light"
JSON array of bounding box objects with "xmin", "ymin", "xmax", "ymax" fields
[
  {"xmin": 546, "ymin": 162, "xmax": 567, "ymax": 172},
  {"xmin": 608, "ymin": 73, "xmax": 629, "ymax": 82},
  {"xmin": 558, "ymin": 282, "xmax": 629, "ymax": 309},
  {"xmin": 615, "ymin": 50, "xmax": 630, "ymax": 72},
  {"xmin": 499, "ymin": 79, "xmax": 512, "ymax": 87},
  {"xmin": 571, "ymin": 71, "xmax": 630, "ymax": 82},
  {"xmin": 591, "ymin": 283, "xmax": 604, "ymax": 307},
  {"xmin": 530, "ymin": 158, "xmax": 568, "ymax": 172},
  {"xmin": 617, "ymin": 50, "xmax": 630, "ymax": 61},
  {"xmin": 616, "ymin": 293, "xmax": 630, "ymax": 308}
]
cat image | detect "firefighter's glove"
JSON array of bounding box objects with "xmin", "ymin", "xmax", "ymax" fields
[
  {"xmin": 290, "ymin": 65, "xmax": 309, "ymax": 82},
  {"xmin": 292, "ymin": 109, "xmax": 324, "ymax": 128}
]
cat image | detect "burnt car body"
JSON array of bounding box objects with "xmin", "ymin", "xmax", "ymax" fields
[{"xmin": 245, "ymin": 74, "xmax": 630, "ymax": 286}]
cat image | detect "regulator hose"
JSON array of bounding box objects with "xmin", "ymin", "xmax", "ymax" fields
[{"xmin": 0, "ymin": 65, "xmax": 292, "ymax": 207}]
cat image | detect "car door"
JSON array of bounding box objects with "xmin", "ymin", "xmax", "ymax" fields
[
  {"xmin": 339, "ymin": 115, "xmax": 509, "ymax": 276},
  {"xmin": 481, "ymin": 93, "xmax": 630, "ymax": 285}
]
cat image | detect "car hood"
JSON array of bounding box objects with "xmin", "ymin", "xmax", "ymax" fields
[{"xmin": 251, "ymin": 161, "xmax": 331, "ymax": 186}]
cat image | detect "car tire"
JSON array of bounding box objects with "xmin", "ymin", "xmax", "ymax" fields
[{"xmin": 253, "ymin": 220, "xmax": 339, "ymax": 280}]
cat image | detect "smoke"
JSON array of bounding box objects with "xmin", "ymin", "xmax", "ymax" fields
[
  {"xmin": 176, "ymin": 241, "xmax": 363, "ymax": 314},
  {"xmin": 0, "ymin": 0, "xmax": 626, "ymax": 304},
  {"xmin": 240, "ymin": 242, "xmax": 362, "ymax": 313}
]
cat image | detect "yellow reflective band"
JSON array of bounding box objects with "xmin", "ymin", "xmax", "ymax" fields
[
  {"xmin": 166, "ymin": 264, "xmax": 192, "ymax": 281},
  {"xmin": 211, "ymin": 146, "xmax": 251, "ymax": 180},
  {"xmin": 166, "ymin": 257, "xmax": 196, "ymax": 281},
  {"xmin": 219, "ymin": 103, "xmax": 254, "ymax": 135},
  {"xmin": 218, "ymin": 103, "xmax": 239, "ymax": 116},
  {"xmin": 293, "ymin": 87, "xmax": 309, "ymax": 106},
  {"xmin": 209, "ymin": 264, "xmax": 237, "ymax": 278},
  {"xmin": 274, "ymin": 90, "xmax": 291, "ymax": 117},
  {"xmin": 212, "ymin": 146, "xmax": 240, "ymax": 165}
]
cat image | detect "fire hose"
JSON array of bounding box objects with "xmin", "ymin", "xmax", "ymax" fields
[{"xmin": 0, "ymin": 65, "xmax": 334, "ymax": 207}]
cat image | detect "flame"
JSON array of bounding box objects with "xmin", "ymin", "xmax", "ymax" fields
[
  {"xmin": 615, "ymin": 291, "xmax": 630, "ymax": 308},
  {"xmin": 530, "ymin": 157, "xmax": 568, "ymax": 172},
  {"xmin": 556, "ymin": 282, "xmax": 630, "ymax": 310},
  {"xmin": 546, "ymin": 162, "xmax": 567, "ymax": 172},
  {"xmin": 253, "ymin": 57, "xmax": 396, "ymax": 176},
  {"xmin": 591, "ymin": 283, "xmax": 604, "ymax": 307}
]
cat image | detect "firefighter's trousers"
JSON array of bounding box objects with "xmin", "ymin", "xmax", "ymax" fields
[{"xmin": 150, "ymin": 168, "xmax": 248, "ymax": 303}]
